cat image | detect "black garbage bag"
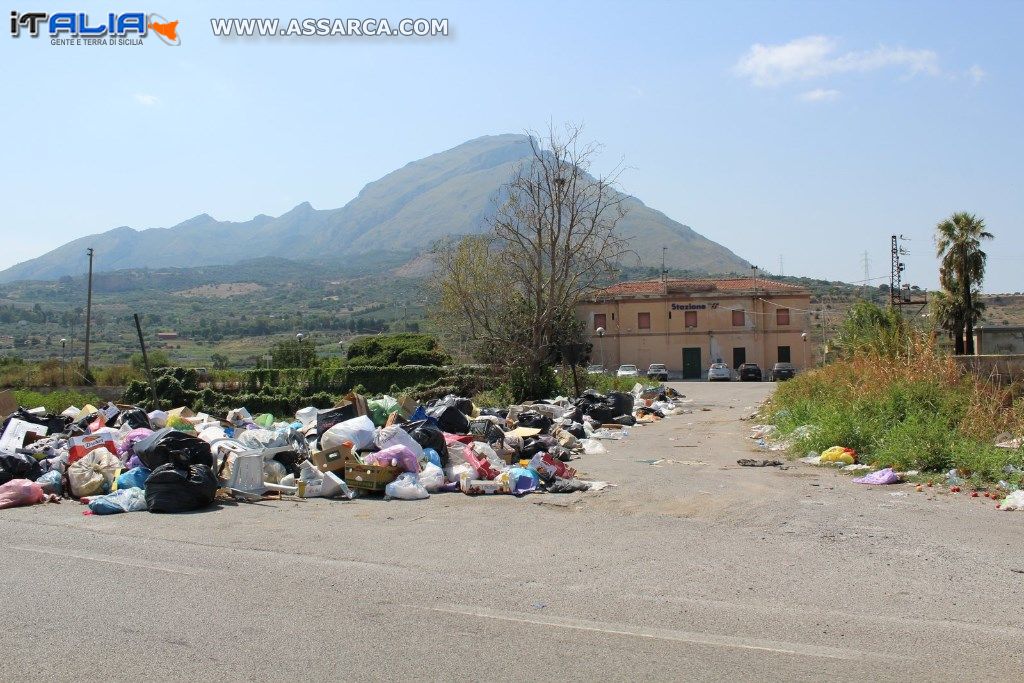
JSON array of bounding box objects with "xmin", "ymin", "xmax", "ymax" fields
[
  {"xmin": 133, "ymin": 428, "xmax": 213, "ymax": 471},
  {"xmin": 561, "ymin": 405, "xmax": 584, "ymax": 423},
  {"xmin": 549, "ymin": 445, "xmax": 573, "ymax": 462},
  {"xmin": 544, "ymin": 478, "xmax": 590, "ymax": 494},
  {"xmin": 613, "ymin": 415, "xmax": 636, "ymax": 427},
  {"xmin": 436, "ymin": 394, "xmax": 474, "ymax": 417},
  {"xmin": 145, "ymin": 455, "xmax": 218, "ymax": 513},
  {"xmin": 0, "ymin": 452, "xmax": 43, "ymax": 485},
  {"xmin": 584, "ymin": 405, "xmax": 616, "ymax": 424},
  {"xmin": 562, "ymin": 421, "xmax": 587, "ymax": 439},
  {"xmin": 401, "ymin": 419, "xmax": 450, "ymax": 468},
  {"xmin": 425, "ymin": 404, "xmax": 470, "ymax": 435},
  {"xmin": 115, "ymin": 408, "xmax": 151, "ymax": 430},
  {"xmin": 520, "ymin": 439, "xmax": 547, "ymax": 458},
  {"xmin": 607, "ymin": 392, "xmax": 634, "ymax": 416},
  {"xmin": 272, "ymin": 450, "xmax": 301, "ymax": 477},
  {"xmin": 2, "ymin": 408, "xmax": 71, "ymax": 436},
  {"xmin": 478, "ymin": 408, "xmax": 508, "ymax": 420},
  {"xmin": 516, "ymin": 411, "xmax": 553, "ymax": 432}
]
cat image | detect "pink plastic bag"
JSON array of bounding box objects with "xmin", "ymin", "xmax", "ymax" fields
[
  {"xmin": 852, "ymin": 468, "xmax": 901, "ymax": 485},
  {"xmin": 363, "ymin": 444, "xmax": 420, "ymax": 473},
  {"xmin": 117, "ymin": 428, "xmax": 154, "ymax": 458},
  {"xmin": 0, "ymin": 479, "xmax": 45, "ymax": 509}
]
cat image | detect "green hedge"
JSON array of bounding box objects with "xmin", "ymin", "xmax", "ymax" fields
[
  {"xmin": 121, "ymin": 365, "xmax": 495, "ymax": 417},
  {"xmin": 242, "ymin": 365, "xmax": 449, "ymax": 394}
]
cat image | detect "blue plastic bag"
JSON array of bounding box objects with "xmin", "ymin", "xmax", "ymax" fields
[
  {"xmin": 422, "ymin": 448, "xmax": 442, "ymax": 468},
  {"xmin": 116, "ymin": 466, "xmax": 151, "ymax": 491},
  {"xmin": 509, "ymin": 466, "xmax": 539, "ymax": 496},
  {"xmin": 88, "ymin": 487, "xmax": 148, "ymax": 514}
]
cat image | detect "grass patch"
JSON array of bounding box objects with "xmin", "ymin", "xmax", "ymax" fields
[
  {"xmin": 13, "ymin": 389, "xmax": 103, "ymax": 414},
  {"xmin": 765, "ymin": 338, "xmax": 1024, "ymax": 486}
]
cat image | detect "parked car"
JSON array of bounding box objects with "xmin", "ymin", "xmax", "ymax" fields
[
  {"xmin": 586, "ymin": 364, "xmax": 606, "ymax": 375},
  {"xmin": 616, "ymin": 364, "xmax": 639, "ymax": 378},
  {"xmin": 707, "ymin": 363, "xmax": 732, "ymax": 382},
  {"xmin": 738, "ymin": 363, "xmax": 762, "ymax": 382},
  {"xmin": 769, "ymin": 362, "xmax": 797, "ymax": 381},
  {"xmin": 646, "ymin": 363, "xmax": 669, "ymax": 381}
]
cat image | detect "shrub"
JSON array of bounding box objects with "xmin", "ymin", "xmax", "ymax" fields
[{"xmin": 346, "ymin": 333, "xmax": 451, "ymax": 367}]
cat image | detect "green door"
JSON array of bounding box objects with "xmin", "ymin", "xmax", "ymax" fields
[{"xmin": 682, "ymin": 347, "xmax": 702, "ymax": 379}]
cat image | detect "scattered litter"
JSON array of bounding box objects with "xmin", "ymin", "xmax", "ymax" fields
[
  {"xmin": 842, "ymin": 464, "xmax": 872, "ymax": 472},
  {"xmin": 820, "ymin": 446, "xmax": 856, "ymax": 466},
  {"xmin": 853, "ymin": 468, "xmax": 901, "ymax": 485},
  {"xmin": 737, "ymin": 458, "xmax": 783, "ymax": 467},
  {"xmin": 998, "ymin": 490, "xmax": 1024, "ymax": 511}
]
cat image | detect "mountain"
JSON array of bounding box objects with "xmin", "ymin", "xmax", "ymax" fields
[{"xmin": 0, "ymin": 134, "xmax": 750, "ymax": 283}]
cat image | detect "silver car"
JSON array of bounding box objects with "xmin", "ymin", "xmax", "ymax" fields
[
  {"xmin": 707, "ymin": 363, "xmax": 732, "ymax": 382},
  {"xmin": 616, "ymin": 364, "xmax": 639, "ymax": 378}
]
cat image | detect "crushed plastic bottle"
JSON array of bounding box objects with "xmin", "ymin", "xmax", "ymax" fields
[{"xmin": 946, "ymin": 469, "xmax": 965, "ymax": 486}]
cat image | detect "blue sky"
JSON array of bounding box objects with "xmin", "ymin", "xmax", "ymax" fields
[{"xmin": 2, "ymin": 0, "xmax": 1022, "ymax": 291}]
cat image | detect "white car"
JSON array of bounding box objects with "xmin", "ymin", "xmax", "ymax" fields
[
  {"xmin": 616, "ymin": 364, "xmax": 639, "ymax": 377},
  {"xmin": 707, "ymin": 363, "xmax": 732, "ymax": 382}
]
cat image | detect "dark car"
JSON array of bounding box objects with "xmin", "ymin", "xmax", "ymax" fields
[
  {"xmin": 769, "ymin": 362, "xmax": 797, "ymax": 381},
  {"xmin": 738, "ymin": 363, "xmax": 762, "ymax": 382}
]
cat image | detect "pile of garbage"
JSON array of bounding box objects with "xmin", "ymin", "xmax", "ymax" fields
[{"xmin": 0, "ymin": 383, "xmax": 689, "ymax": 513}]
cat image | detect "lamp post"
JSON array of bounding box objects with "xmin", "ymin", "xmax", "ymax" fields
[
  {"xmin": 596, "ymin": 327, "xmax": 606, "ymax": 372},
  {"xmin": 801, "ymin": 332, "xmax": 808, "ymax": 370},
  {"xmin": 296, "ymin": 332, "xmax": 305, "ymax": 369},
  {"xmin": 60, "ymin": 338, "xmax": 67, "ymax": 386}
]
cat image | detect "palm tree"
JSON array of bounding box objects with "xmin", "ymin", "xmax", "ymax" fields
[
  {"xmin": 935, "ymin": 212, "xmax": 992, "ymax": 355},
  {"xmin": 931, "ymin": 281, "xmax": 985, "ymax": 354}
]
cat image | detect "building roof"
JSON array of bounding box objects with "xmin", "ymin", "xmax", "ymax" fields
[{"xmin": 587, "ymin": 277, "xmax": 807, "ymax": 299}]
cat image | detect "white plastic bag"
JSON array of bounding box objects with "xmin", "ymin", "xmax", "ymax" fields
[
  {"xmin": 295, "ymin": 406, "xmax": 318, "ymax": 426},
  {"xmin": 384, "ymin": 472, "xmax": 429, "ymax": 500},
  {"xmin": 321, "ymin": 415, "xmax": 375, "ymax": 451},
  {"xmin": 580, "ymin": 439, "xmax": 607, "ymax": 455},
  {"xmin": 374, "ymin": 425, "xmax": 424, "ymax": 461},
  {"xmin": 263, "ymin": 460, "xmax": 287, "ymax": 484},
  {"xmin": 67, "ymin": 447, "xmax": 120, "ymax": 497},
  {"xmin": 418, "ymin": 462, "xmax": 445, "ymax": 492},
  {"xmin": 999, "ymin": 490, "xmax": 1024, "ymax": 511},
  {"xmin": 147, "ymin": 410, "xmax": 168, "ymax": 429}
]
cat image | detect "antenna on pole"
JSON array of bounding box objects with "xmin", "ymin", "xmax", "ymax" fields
[
  {"xmin": 661, "ymin": 246, "xmax": 667, "ymax": 283},
  {"xmin": 778, "ymin": 254, "xmax": 784, "ymax": 277}
]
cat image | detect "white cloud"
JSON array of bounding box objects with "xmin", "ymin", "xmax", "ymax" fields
[
  {"xmin": 734, "ymin": 35, "xmax": 940, "ymax": 87},
  {"xmin": 134, "ymin": 93, "xmax": 159, "ymax": 106},
  {"xmin": 799, "ymin": 88, "xmax": 841, "ymax": 103},
  {"xmin": 967, "ymin": 64, "xmax": 986, "ymax": 84}
]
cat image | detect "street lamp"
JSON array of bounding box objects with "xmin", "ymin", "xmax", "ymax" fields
[
  {"xmin": 60, "ymin": 338, "xmax": 67, "ymax": 386},
  {"xmin": 596, "ymin": 326, "xmax": 606, "ymax": 371},
  {"xmin": 296, "ymin": 332, "xmax": 305, "ymax": 369},
  {"xmin": 801, "ymin": 332, "xmax": 808, "ymax": 370}
]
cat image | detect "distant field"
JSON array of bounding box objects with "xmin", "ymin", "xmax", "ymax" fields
[{"xmin": 173, "ymin": 282, "xmax": 265, "ymax": 298}]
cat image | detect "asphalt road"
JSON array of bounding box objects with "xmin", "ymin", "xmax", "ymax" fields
[{"xmin": 3, "ymin": 382, "xmax": 1023, "ymax": 681}]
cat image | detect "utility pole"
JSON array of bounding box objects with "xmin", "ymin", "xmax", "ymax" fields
[
  {"xmin": 133, "ymin": 313, "xmax": 160, "ymax": 408},
  {"xmin": 84, "ymin": 247, "xmax": 94, "ymax": 378},
  {"xmin": 661, "ymin": 246, "xmax": 668, "ymax": 283},
  {"xmin": 861, "ymin": 251, "xmax": 870, "ymax": 298},
  {"xmin": 778, "ymin": 255, "xmax": 784, "ymax": 277}
]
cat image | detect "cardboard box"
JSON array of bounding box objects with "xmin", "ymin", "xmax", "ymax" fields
[{"xmin": 311, "ymin": 443, "xmax": 353, "ymax": 474}]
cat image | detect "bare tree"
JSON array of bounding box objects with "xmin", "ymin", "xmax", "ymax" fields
[{"xmin": 434, "ymin": 124, "xmax": 630, "ymax": 396}]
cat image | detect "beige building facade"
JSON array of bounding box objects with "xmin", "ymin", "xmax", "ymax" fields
[{"xmin": 577, "ymin": 278, "xmax": 813, "ymax": 379}]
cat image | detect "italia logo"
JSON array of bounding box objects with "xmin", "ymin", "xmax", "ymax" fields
[{"xmin": 9, "ymin": 11, "xmax": 180, "ymax": 45}]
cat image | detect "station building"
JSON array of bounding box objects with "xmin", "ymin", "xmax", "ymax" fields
[{"xmin": 576, "ymin": 277, "xmax": 813, "ymax": 379}]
